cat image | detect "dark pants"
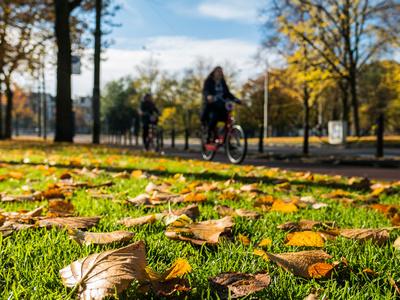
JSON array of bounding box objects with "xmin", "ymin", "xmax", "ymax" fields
[
  {"xmin": 207, "ymin": 101, "xmax": 227, "ymax": 140},
  {"xmin": 142, "ymin": 125, "xmax": 149, "ymax": 146}
]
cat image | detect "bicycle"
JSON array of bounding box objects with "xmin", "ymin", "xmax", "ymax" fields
[
  {"xmin": 143, "ymin": 114, "xmax": 160, "ymax": 152},
  {"xmin": 200, "ymin": 97, "xmax": 247, "ymax": 164}
]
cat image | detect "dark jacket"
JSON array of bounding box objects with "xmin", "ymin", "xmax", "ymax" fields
[
  {"xmin": 140, "ymin": 100, "xmax": 161, "ymax": 126},
  {"xmin": 200, "ymin": 77, "xmax": 235, "ymax": 123}
]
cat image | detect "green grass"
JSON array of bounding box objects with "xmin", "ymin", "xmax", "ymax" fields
[{"xmin": 0, "ymin": 140, "xmax": 399, "ymax": 299}]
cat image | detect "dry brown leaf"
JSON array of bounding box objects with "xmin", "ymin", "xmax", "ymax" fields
[
  {"xmin": 338, "ymin": 228, "xmax": 394, "ymax": 245},
  {"xmin": 240, "ymin": 184, "xmax": 260, "ymax": 193},
  {"xmin": 304, "ymin": 293, "xmax": 319, "ymax": 300},
  {"xmin": 265, "ymin": 250, "xmax": 333, "ymax": 278},
  {"xmin": 215, "ymin": 205, "xmax": 237, "ymax": 217},
  {"xmin": 393, "ymin": 236, "xmax": 400, "ymax": 250},
  {"xmin": 299, "ymin": 219, "xmax": 334, "ymax": 230},
  {"xmin": 284, "ymin": 231, "xmax": 325, "ymax": 247},
  {"xmin": 164, "ymin": 231, "xmax": 206, "ymax": 246},
  {"xmin": 42, "ymin": 188, "xmax": 65, "ymax": 199},
  {"xmin": 166, "ymin": 217, "xmax": 234, "ymax": 245},
  {"xmin": 316, "ymin": 229, "xmax": 340, "ymax": 241},
  {"xmin": 152, "ymin": 278, "xmax": 190, "ymax": 296},
  {"xmin": 112, "ymin": 171, "xmax": 131, "ymax": 179},
  {"xmin": 68, "ymin": 229, "xmax": 135, "ymax": 246},
  {"xmin": 151, "ymin": 191, "xmax": 184, "ymax": 204},
  {"xmin": 48, "ymin": 200, "xmax": 74, "ymax": 216},
  {"xmin": 235, "ymin": 209, "xmax": 262, "ymax": 220},
  {"xmin": 126, "ymin": 194, "xmax": 151, "ymax": 206},
  {"xmin": 38, "ymin": 217, "xmax": 101, "ymax": 230},
  {"xmin": 1, "ymin": 194, "xmax": 38, "ymax": 202},
  {"xmin": 117, "ymin": 215, "xmax": 156, "ymax": 227},
  {"xmin": 59, "ymin": 240, "xmax": 148, "ymax": 300},
  {"xmin": 276, "ymin": 221, "xmax": 301, "ymax": 232},
  {"xmin": 0, "ymin": 223, "xmax": 15, "ymax": 237},
  {"xmin": 162, "ymin": 204, "xmax": 200, "ymax": 221},
  {"xmin": 208, "ymin": 270, "xmax": 271, "ymax": 299},
  {"xmin": 389, "ymin": 278, "xmax": 400, "ymax": 294}
]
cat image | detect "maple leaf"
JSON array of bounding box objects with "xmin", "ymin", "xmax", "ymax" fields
[{"xmin": 59, "ymin": 240, "xmax": 148, "ymax": 300}]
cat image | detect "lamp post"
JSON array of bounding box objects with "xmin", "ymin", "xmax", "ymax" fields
[{"xmin": 263, "ymin": 70, "xmax": 269, "ymax": 138}]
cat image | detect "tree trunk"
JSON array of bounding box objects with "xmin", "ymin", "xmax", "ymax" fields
[
  {"xmin": 53, "ymin": 0, "xmax": 73, "ymax": 142},
  {"xmin": 302, "ymin": 86, "xmax": 309, "ymax": 155},
  {"xmin": 92, "ymin": 0, "xmax": 101, "ymax": 144},
  {"xmin": 349, "ymin": 72, "xmax": 360, "ymax": 137},
  {"xmin": 5, "ymin": 84, "xmax": 13, "ymax": 139}
]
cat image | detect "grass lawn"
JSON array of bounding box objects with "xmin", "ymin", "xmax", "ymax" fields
[{"xmin": 0, "ymin": 140, "xmax": 400, "ymax": 299}]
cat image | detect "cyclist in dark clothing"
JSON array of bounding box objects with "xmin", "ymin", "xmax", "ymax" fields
[
  {"xmin": 139, "ymin": 94, "xmax": 161, "ymax": 149},
  {"xmin": 200, "ymin": 66, "xmax": 241, "ymax": 144}
]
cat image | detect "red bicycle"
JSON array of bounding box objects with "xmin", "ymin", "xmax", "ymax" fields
[
  {"xmin": 144, "ymin": 114, "xmax": 160, "ymax": 152},
  {"xmin": 201, "ymin": 98, "xmax": 247, "ymax": 164}
]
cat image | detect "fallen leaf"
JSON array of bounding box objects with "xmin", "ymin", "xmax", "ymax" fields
[
  {"xmin": 303, "ymin": 293, "xmax": 319, "ymax": 300},
  {"xmin": 215, "ymin": 205, "xmax": 237, "ymax": 217},
  {"xmin": 270, "ymin": 199, "xmax": 297, "ymax": 213},
  {"xmin": 284, "ymin": 231, "xmax": 325, "ymax": 247},
  {"xmin": 162, "ymin": 204, "xmax": 200, "ymax": 221},
  {"xmin": 59, "ymin": 240, "xmax": 148, "ymax": 299},
  {"xmin": 218, "ymin": 193, "xmax": 240, "ymax": 201},
  {"xmin": 265, "ymin": 250, "xmax": 332, "ymax": 278},
  {"xmin": 276, "ymin": 221, "xmax": 301, "ymax": 232},
  {"xmin": 208, "ymin": 271, "xmax": 271, "ymax": 299},
  {"xmin": 38, "ymin": 217, "xmax": 101, "ymax": 230},
  {"xmin": 259, "ymin": 238, "xmax": 272, "ymax": 247},
  {"xmin": 391, "ymin": 214, "xmax": 400, "ymax": 226},
  {"xmin": 238, "ymin": 233, "xmax": 251, "ymax": 245},
  {"xmin": 183, "ymin": 192, "xmax": 207, "ymax": 202},
  {"xmin": 339, "ymin": 228, "xmax": 394, "ymax": 245},
  {"xmin": 117, "ymin": 215, "xmax": 156, "ymax": 227},
  {"xmin": 160, "ymin": 258, "xmax": 191, "ymax": 281},
  {"xmin": 308, "ymin": 262, "xmax": 336, "ymax": 279},
  {"xmin": 235, "ymin": 209, "xmax": 262, "ymax": 220},
  {"xmin": 126, "ymin": 194, "xmax": 151, "ymax": 206},
  {"xmin": 48, "ymin": 200, "xmax": 74, "ymax": 216},
  {"xmin": 68, "ymin": 229, "xmax": 135, "ymax": 246},
  {"xmin": 166, "ymin": 217, "xmax": 234, "ymax": 245},
  {"xmin": 393, "ymin": 236, "xmax": 400, "ymax": 250}
]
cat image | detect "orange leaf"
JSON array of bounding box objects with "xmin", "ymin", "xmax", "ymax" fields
[
  {"xmin": 308, "ymin": 262, "xmax": 336, "ymax": 279},
  {"xmin": 238, "ymin": 233, "xmax": 251, "ymax": 245},
  {"xmin": 270, "ymin": 199, "xmax": 297, "ymax": 213},
  {"xmin": 183, "ymin": 192, "xmax": 207, "ymax": 202},
  {"xmin": 284, "ymin": 231, "xmax": 325, "ymax": 247},
  {"xmin": 259, "ymin": 238, "xmax": 272, "ymax": 247}
]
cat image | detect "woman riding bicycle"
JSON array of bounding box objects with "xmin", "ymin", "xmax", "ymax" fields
[
  {"xmin": 200, "ymin": 66, "xmax": 242, "ymax": 146},
  {"xmin": 139, "ymin": 93, "xmax": 161, "ymax": 149}
]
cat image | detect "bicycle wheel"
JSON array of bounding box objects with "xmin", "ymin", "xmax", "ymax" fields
[
  {"xmin": 200, "ymin": 127, "xmax": 216, "ymax": 161},
  {"xmin": 226, "ymin": 124, "xmax": 247, "ymax": 164}
]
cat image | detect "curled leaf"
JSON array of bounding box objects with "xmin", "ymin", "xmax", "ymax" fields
[{"xmin": 68, "ymin": 229, "xmax": 135, "ymax": 246}]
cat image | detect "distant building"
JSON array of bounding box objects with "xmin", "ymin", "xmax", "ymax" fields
[{"xmin": 73, "ymin": 96, "xmax": 92, "ymax": 134}]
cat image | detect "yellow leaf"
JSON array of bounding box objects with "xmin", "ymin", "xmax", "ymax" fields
[
  {"xmin": 161, "ymin": 258, "xmax": 192, "ymax": 281},
  {"xmin": 184, "ymin": 193, "xmax": 207, "ymax": 202},
  {"xmin": 131, "ymin": 170, "xmax": 143, "ymax": 178},
  {"xmin": 238, "ymin": 233, "xmax": 251, "ymax": 245},
  {"xmin": 253, "ymin": 249, "xmax": 270, "ymax": 261},
  {"xmin": 284, "ymin": 231, "xmax": 325, "ymax": 247},
  {"xmin": 179, "ymin": 188, "xmax": 191, "ymax": 195},
  {"xmin": 270, "ymin": 199, "xmax": 298, "ymax": 213},
  {"xmin": 259, "ymin": 238, "xmax": 272, "ymax": 247}
]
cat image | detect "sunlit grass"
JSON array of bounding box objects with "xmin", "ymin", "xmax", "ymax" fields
[{"xmin": 0, "ymin": 140, "xmax": 399, "ymax": 299}]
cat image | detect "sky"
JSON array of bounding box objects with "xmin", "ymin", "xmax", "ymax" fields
[{"xmin": 48, "ymin": 0, "xmax": 274, "ymax": 97}]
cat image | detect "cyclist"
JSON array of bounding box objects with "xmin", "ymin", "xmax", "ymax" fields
[
  {"xmin": 139, "ymin": 93, "xmax": 161, "ymax": 149},
  {"xmin": 200, "ymin": 66, "xmax": 242, "ymax": 147}
]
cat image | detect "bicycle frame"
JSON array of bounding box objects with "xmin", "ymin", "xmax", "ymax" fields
[{"xmin": 204, "ymin": 109, "xmax": 233, "ymax": 151}]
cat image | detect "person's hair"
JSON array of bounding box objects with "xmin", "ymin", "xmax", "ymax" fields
[
  {"xmin": 204, "ymin": 66, "xmax": 224, "ymax": 82},
  {"xmin": 144, "ymin": 93, "xmax": 152, "ymax": 100}
]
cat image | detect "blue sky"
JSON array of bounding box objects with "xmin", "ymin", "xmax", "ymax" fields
[{"xmin": 68, "ymin": 0, "xmax": 272, "ymax": 97}]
